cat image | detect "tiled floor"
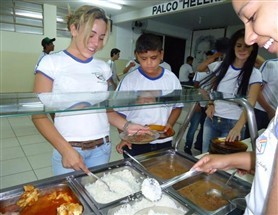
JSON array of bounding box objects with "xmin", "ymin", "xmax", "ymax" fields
[{"xmin": 0, "ymin": 109, "xmax": 200, "ymax": 190}]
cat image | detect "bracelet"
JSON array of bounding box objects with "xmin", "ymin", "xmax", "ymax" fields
[{"xmin": 123, "ymin": 121, "xmax": 131, "ymax": 132}]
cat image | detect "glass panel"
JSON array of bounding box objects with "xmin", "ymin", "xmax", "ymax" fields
[
  {"xmin": 0, "ymin": 23, "xmax": 15, "ymax": 31},
  {"xmin": 15, "ymin": 24, "xmax": 42, "ymax": 34},
  {"xmin": 57, "ymin": 30, "xmax": 71, "ymax": 37},
  {"xmin": 0, "ymin": 90, "xmax": 243, "ymax": 117},
  {"xmin": 15, "ymin": 16, "xmax": 42, "ymax": 26},
  {"xmin": 0, "ymin": 8, "xmax": 13, "ymax": 16},
  {"xmin": 0, "ymin": 15, "xmax": 14, "ymax": 23}
]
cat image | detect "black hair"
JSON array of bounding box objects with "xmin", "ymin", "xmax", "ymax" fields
[
  {"xmin": 200, "ymin": 28, "xmax": 258, "ymax": 96},
  {"xmin": 110, "ymin": 48, "xmax": 120, "ymax": 57},
  {"xmin": 186, "ymin": 56, "xmax": 194, "ymax": 62},
  {"xmin": 135, "ymin": 33, "xmax": 162, "ymax": 53}
]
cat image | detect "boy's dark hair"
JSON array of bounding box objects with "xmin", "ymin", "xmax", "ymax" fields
[
  {"xmin": 135, "ymin": 33, "xmax": 163, "ymax": 53},
  {"xmin": 186, "ymin": 56, "xmax": 194, "ymax": 62},
  {"xmin": 200, "ymin": 28, "xmax": 258, "ymax": 96},
  {"xmin": 110, "ymin": 48, "xmax": 120, "ymax": 57}
]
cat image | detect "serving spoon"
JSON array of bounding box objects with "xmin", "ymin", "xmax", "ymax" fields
[
  {"xmin": 141, "ymin": 169, "xmax": 200, "ymax": 202},
  {"xmin": 206, "ymin": 170, "xmax": 237, "ymax": 198},
  {"xmin": 87, "ymin": 171, "xmax": 115, "ymax": 192}
]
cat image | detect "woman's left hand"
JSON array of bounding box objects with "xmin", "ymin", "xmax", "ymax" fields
[{"xmin": 226, "ymin": 126, "xmax": 242, "ymax": 142}]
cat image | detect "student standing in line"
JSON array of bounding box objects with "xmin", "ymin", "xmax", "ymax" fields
[
  {"xmin": 246, "ymin": 58, "xmax": 278, "ymax": 137},
  {"xmin": 179, "ymin": 56, "xmax": 194, "ymax": 86},
  {"xmin": 197, "ymin": 28, "xmax": 262, "ymax": 153},
  {"xmin": 107, "ymin": 48, "xmax": 121, "ymax": 90},
  {"xmin": 35, "ymin": 37, "xmax": 55, "ymax": 69},
  {"xmin": 193, "ymin": 1, "xmax": 278, "ymax": 214},
  {"xmin": 116, "ymin": 33, "xmax": 183, "ymax": 157},
  {"xmin": 32, "ymin": 5, "xmax": 147, "ymax": 176}
]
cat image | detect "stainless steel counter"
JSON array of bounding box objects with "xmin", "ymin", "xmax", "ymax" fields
[{"xmin": 0, "ymin": 148, "xmax": 251, "ymax": 215}]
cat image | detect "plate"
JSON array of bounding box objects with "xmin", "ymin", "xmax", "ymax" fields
[
  {"xmin": 148, "ymin": 124, "xmax": 175, "ymax": 139},
  {"xmin": 135, "ymin": 206, "xmax": 184, "ymax": 215},
  {"xmin": 119, "ymin": 130, "xmax": 159, "ymax": 144}
]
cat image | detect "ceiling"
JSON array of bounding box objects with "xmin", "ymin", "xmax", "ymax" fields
[{"xmin": 24, "ymin": 0, "xmax": 243, "ymax": 30}]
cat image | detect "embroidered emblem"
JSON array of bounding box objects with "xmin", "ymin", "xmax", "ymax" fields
[{"xmin": 256, "ymin": 135, "xmax": 267, "ymax": 154}]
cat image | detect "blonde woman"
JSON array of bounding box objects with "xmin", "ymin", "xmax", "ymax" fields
[{"xmin": 33, "ymin": 6, "xmax": 147, "ymax": 176}]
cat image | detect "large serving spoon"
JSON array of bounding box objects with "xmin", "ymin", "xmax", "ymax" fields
[
  {"xmin": 141, "ymin": 168, "xmax": 201, "ymax": 202},
  {"xmin": 123, "ymin": 150, "xmax": 147, "ymax": 170},
  {"xmin": 206, "ymin": 170, "xmax": 237, "ymax": 198},
  {"xmin": 87, "ymin": 171, "xmax": 115, "ymax": 192}
]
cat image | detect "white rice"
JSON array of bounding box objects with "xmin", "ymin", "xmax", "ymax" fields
[
  {"xmin": 113, "ymin": 194, "xmax": 187, "ymax": 215},
  {"xmin": 85, "ymin": 169, "xmax": 141, "ymax": 204}
]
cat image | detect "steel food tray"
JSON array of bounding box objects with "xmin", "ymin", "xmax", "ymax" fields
[
  {"xmin": 103, "ymin": 191, "xmax": 191, "ymax": 215},
  {"xmin": 0, "ymin": 176, "xmax": 94, "ymax": 215},
  {"xmin": 169, "ymin": 171, "xmax": 250, "ymax": 215},
  {"xmin": 71, "ymin": 162, "xmax": 147, "ymax": 210}
]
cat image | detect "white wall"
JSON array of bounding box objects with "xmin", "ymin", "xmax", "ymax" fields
[{"xmin": 1, "ymin": 4, "xmax": 276, "ymax": 92}]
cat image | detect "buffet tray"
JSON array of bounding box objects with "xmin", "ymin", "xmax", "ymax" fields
[
  {"xmin": 0, "ymin": 176, "xmax": 94, "ymax": 214},
  {"xmin": 126, "ymin": 148, "xmax": 251, "ymax": 215},
  {"xmin": 71, "ymin": 161, "xmax": 147, "ymax": 210}
]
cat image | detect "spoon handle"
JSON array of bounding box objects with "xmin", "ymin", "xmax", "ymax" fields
[
  {"xmin": 225, "ymin": 170, "xmax": 237, "ymax": 185},
  {"xmin": 161, "ymin": 169, "xmax": 200, "ymax": 189}
]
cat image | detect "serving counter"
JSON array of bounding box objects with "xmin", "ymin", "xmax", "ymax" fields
[
  {"xmin": 0, "ymin": 149, "xmax": 252, "ymax": 215},
  {"xmin": 0, "ymin": 89, "xmax": 257, "ymax": 214}
]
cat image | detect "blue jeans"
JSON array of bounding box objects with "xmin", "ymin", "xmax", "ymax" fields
[
  {"xmin": 202, "ymin": 116, "xmax": 246, "ymax": 153},
  {"xmin": 184, "ymin": 110, "xmax": 202, "ymax": 150},
  {"xmin": 52, "ymin": 139, "xmax": 112, "ymax": 176}
]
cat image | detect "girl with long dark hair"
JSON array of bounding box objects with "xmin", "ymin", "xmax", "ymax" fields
[{"xmin": 198, "ymin": 28, "xmax": 262, "ymax": 153}]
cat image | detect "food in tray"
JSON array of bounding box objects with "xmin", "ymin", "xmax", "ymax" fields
[
  {"xmin": 16, "ymin": 185, "xmax": 39, "ymax": 208},
  {"xmin": 119, "ymin": 130, "xmax": 159, "ymax": 144},
  {"xmin": 178, "ymin": 179, "xmax": 237, "ymax": 211},
  {"xmin": 57, "ymin": 202, "xmax": 83, "ymax": 215},
  {"xmin": 144, "ymin": 160, "xmax": 190, "ymax": 179},
  {"xmin": 85, "ymin": 169, "xmax": 141, "ymax": 204},
  {"xmin": 111, "ymin": 194, "xmax": 187, "ymax": 215},
  {"xmin": 1, "ymin": 184, "xmax": 82, "ymax": 215},
  {"xmin": 148, "ymin": 124, "xmax": 175, "ymax": 139}
]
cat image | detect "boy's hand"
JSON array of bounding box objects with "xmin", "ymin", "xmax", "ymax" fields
[{"xmin": 116, "ymin": 140, "xmax": 132, "ymax": 154}]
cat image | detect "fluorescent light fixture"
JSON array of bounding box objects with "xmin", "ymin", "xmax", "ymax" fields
[{"xmin": 84, "ymin": 0, "xmax": 122, "ymax": 10}]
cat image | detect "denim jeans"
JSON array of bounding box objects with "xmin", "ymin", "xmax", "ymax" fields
[
  {"xmin": 52, "ymin": 139, "xmax": 112, "ymax": 176},
  {"xmin": 193, "ymin": 107, "xmax": 206, "ymax": 150},
  {"xmin": 202, "ymin": 116, "xmax": 246, "ymax": 153},
  {"xmin": 184, "ymin": 110, "xmax": 202, "ymax": 150}
]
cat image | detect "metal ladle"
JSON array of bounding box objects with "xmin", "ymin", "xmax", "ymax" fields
[
  {"xmin": 206, "ymin": 170, "xmax": 237, "ymax": 198},
  {"xmin": 87, "ymin": 171, "xmax": 115, "ymax": 192},
  {"xmin": 141, "ymin": 169, "xmax": 200, "ymax": 202}
]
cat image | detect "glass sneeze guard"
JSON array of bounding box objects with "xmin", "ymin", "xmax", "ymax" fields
[{"xmin": 0, "ymin": 89, "xmax": 242, "ymax": 117}]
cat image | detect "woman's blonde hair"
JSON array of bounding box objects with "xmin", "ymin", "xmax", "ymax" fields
[{"xmin": 67, "ymin": 5, "xmax": 110, "ymax": 49}]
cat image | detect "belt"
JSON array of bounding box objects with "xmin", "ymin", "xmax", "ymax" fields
[{"xmin": 69, "ymin": 136, "xmax": 109, "ymax": 150}]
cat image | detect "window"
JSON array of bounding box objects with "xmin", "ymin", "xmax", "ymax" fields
[
  {"xmin": 0, "ymin": 0, "xmax": 43, "ymax": 34},
  {"xmin": 56, "ymin": 7, "xmax": 71, "ymax": 38}
]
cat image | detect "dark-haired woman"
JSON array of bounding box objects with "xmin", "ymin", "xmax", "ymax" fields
[{"xmin": 197, "ymin": 29, "xmax": 262, "ymax": 153}]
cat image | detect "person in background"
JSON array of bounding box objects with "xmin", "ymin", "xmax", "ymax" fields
[
  {"xmin": 193, "ymin": 1, "xmax": 278, "ymax": 214},
  {"xmin": 160, "ymin": 60, "xmax": 172, "ymax": 71},
  {"xmin": 183, "ymin": 52, "xmax": 217, "ymax": 155},
  {"xmin": 32, "ymin": 5, "xmax": 147, "ymax": 176},
  {"xmin": 107, "ymin": 48, "xmax": 121, "ymax": 90},
  {"xmin": 116, "ymin": 33, "xmax": 183, "ymax": 157},
  {"xmin": 35, "ymin": 37, "xmax": 55, "ymax": 69},
  {"xmin": 198, "ymin": 28, "xmax": 262, "ymax": 153},
  {"xmin": 245, "ymin": 58, "xmax": 278, "ymax": 138},
  {"xmin": 179, "ymin": 56, "xmax": 194, "ymax": 86}
]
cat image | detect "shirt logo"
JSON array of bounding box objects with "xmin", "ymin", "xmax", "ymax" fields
[{"xmin": 256, "ymin": 135, "xmax": 267, "ymax": 154}]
